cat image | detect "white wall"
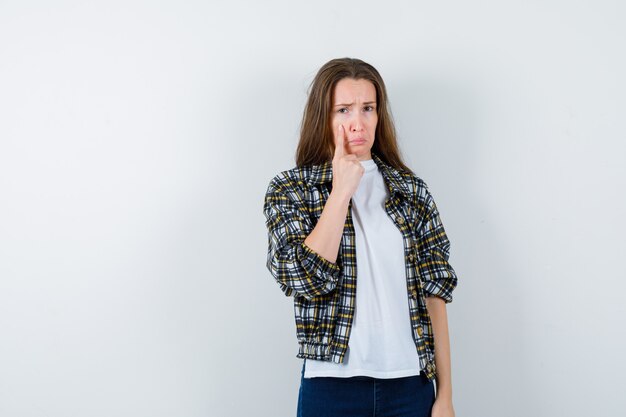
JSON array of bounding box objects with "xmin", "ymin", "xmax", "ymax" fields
[{"xmin": 1, "ymin": 1, "xmax": 624, "ymax": 416}]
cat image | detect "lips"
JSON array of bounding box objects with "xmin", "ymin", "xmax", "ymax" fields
[{"xmin": 349, "ymin": 138, "xmax": 366, "ymax": 144}]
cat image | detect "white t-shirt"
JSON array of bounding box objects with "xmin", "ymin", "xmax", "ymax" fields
[{"xmin": 303, "ymin": 157, "xmax": 420, "ymax": 379}]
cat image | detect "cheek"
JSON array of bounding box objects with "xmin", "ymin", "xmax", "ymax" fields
[
  {"xmin": 330, "ymin": 114, "xmax": 348, "ymax": 133},
  {"xmin": 329, "ymin": 115, "xmax": 341, "ymax": 139},
  {"xmin": 368, "ymin": 114, "xmax": 378, "ymax": 131}
]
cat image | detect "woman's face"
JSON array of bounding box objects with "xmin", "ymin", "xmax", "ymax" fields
[{"xmin": 330, "ymin": 77, "xmax": 378, "ymax": 161}]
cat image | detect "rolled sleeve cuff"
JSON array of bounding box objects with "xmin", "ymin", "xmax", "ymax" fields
[
  {"xmin": 424, "ymin": 292, "xmax": 454, "ymax": 304},
  {"xmin": 299, "ymin": 242, "xmax": 342, "ymax": 287},
  {"xmin": 421, "ymin": 277, "xmax": 457, "ymax": 304}
]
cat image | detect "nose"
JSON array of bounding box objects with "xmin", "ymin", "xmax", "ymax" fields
[{"xmin": 349, "ymin": 112, "xmax": 364, "ymax": 132}]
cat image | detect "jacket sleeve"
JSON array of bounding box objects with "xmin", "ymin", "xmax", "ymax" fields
[
  {"xmin": 414, "ymin": 180, "xmax": 458, "ymax": 304},
  {"xmin": 262, "ymin": 173, "xmax": 342, "ymax": 300}
]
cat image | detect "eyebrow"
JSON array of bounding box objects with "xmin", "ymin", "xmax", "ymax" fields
[{"xmin": 333, "ymin": 101, "xmax": 377, "ymax": 107}]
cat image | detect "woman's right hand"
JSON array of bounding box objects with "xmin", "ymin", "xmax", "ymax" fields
[{"xmin": 331, "ymin": 124, "xmax": 364, "ymax": 199}]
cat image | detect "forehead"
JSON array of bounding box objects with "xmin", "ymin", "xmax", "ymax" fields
[{"xmin": 332, "ymin": 78, "xmax": 376, "ymax": 102}]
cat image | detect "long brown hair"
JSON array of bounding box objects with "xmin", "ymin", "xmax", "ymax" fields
[{"xmin": 295, "ymin": 57, "xmax": 414, "ymax": 175}]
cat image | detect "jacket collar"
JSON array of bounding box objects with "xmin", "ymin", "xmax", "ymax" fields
[{"xmin": 307, "ymin": 151, "xmax": 412, "ymax": 200}]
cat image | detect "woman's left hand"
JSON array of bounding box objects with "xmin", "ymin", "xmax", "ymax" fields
[{"xmin": 431, "ymin": 397, "xmax": 455, "ymax": 417}]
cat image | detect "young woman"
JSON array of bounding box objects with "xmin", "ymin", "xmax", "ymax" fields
[{"xmin": 263, "ymin": 57, "xmax": 459, "ymax": 417}]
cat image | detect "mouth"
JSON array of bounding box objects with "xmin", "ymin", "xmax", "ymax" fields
[{"xmin": 349, "ymin": 138, "xmax": 366, "ymax": 145}]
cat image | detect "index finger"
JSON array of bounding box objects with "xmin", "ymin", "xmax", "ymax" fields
[{"xmin": 333, "ymin": 124, "xmax": 347, "ymax": 158}]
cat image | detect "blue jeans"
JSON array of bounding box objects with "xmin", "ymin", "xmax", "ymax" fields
[{"xmin": 296, "ymin": 360, "xmax": 436, "ymax": 417}]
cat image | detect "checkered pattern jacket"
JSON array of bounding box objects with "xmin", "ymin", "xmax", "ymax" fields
[{"xmin": 262, "ymin": 151, "xmax": 458, "ymax": 383}]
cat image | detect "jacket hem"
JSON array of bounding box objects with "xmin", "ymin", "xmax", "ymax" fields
[
  {"xmin": 295, "ymin": 340, "xmax": 437, "ymax": 383},
  {"xmin": 295, "ymin": 340, "xmax": 350, "ymax": 364}
]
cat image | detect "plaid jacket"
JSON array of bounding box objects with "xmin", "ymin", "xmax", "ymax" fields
[{"xmin": 262, "ymin": 151, "xmax": 458, "ymax": 383}]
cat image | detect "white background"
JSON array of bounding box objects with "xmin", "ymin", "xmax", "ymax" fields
[{"xmin": 1, "ymin": 1, "xmax": 624, "ymax": 416}]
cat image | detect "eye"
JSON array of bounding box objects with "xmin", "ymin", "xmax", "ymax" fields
[
  {"xmin": 364, "ymin": 105, "xmax": 375, "ymax": 112},
  {"xmin": 338, "ymin": 108, "xmax": 348, "ymax": 114}
]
